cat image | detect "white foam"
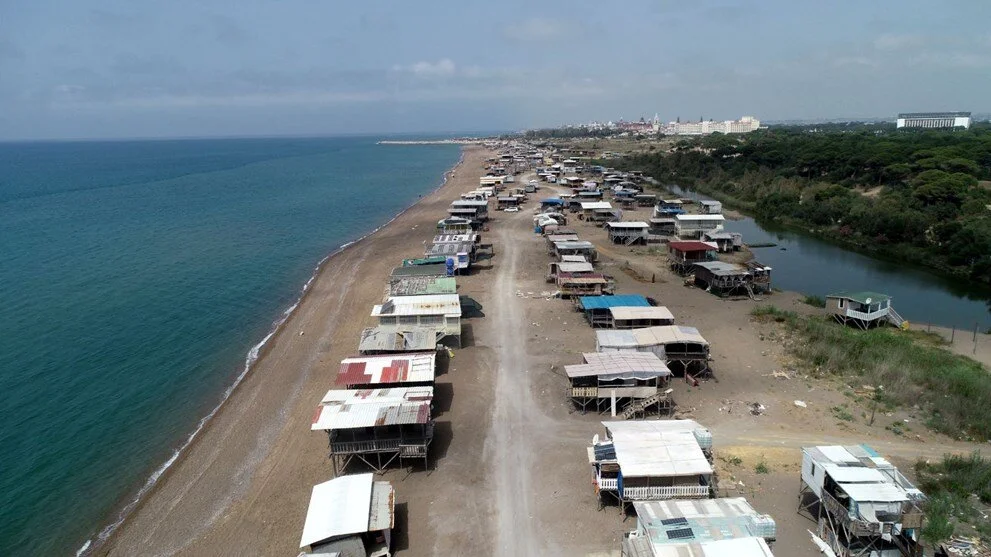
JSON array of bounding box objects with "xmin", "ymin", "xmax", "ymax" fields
[{"xmin": 76, "ymin": 148, "xmax": 466, "ymax": 556}]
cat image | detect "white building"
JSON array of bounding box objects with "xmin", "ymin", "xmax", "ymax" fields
[
  {"xmin": 896, "ymin": 112, "xmax": 971, "ymax": 129},
  {"xmin": 662, "ymin": 116, "xmax": 761, "ymax": 136}
]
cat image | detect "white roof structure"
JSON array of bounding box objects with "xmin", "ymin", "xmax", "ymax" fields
[
  {"xmin": 675, "ymin": 214, "xmax": 725, "ymax": 222},
  {"xmin": 596, "ymin": 326, "xmax": 708, "ymax": 350},
  {"xmin": 560, "ymin": 254, "xmax": 588, "ymax": 263},
  {"xmin": 554, "ymin": 262, "xmax": 595, "ymax": 274},
  {"xmin": 649, "ymin": 537, "xmax": 774, "ymax": 557},
  {"xmin": 603, "ymin": 420, "xmax": 712, "ymax": 478},
  {"xmin": 336, "ymin": 353, "xmax": 436, "ymax": 387},
  {"xmin": 311, "ymin": 387, "xmax": 433, "ymax": 431},
  {"xmin": 803, "ymin": 445, "xmax": 924, "ymax": 503},
  {"xmin": 580, "ymin": 201, "xmax": 613, "ymax": 211},
  {"xmin": 565, "ymin": 352, "xmax": 671, "ymax": 379},
  {"xmin": 606, "ymin": 221, "xmax": 650, "ymax": 229},
  {"xmin": 299, "ymin": 473, "xmax": 395, "ymax": 549},
  {"xmin": 450, "ymin": 199, "xmax": 489, "ymax": 207},
  {"xmin": 554, "ymin": 240, "xmax": 595, "ymax": 250},
  {"xmin": 609, "ymin": 306, "xmax": 675, "ymax": 322},
  {"xmin": 372, "ymin": 294, "xmax": 461, "ymax": 318}
]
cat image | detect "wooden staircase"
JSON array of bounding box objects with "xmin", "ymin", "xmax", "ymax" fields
[
  {"xmin": 621, "ymin": 392, "xmax": 667, "ymax": 419},
  {"xmin": 886, "ymin": 307, "xmax": 907, "ymax": 329}
]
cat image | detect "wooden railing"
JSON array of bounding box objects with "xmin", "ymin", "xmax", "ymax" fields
[
  {"xmin": 821, "ymin": 491, "xmax": 880, "ymax": 536},
  {"xmin": 570, "ymin": 387, "xmax": 599, "ymax": 398},
  {"xmin": 845, "ymin": 308, "xmax": 888, "ymax": 321},
  {"xmin": 597, "ymin": 477, "xmax": 618, "ymax": 490},
  {"xmin": 331, "ymin": 438, "xmax": 429, "ymax": 454},
  {"xmin": 622, "ymin": 485, "xmax": 710, "ymax": 500}
]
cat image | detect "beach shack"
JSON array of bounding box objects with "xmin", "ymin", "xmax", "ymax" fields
[
  {"xmin": 447, "ymin": 204, "xmax": 482, "ymax": 222},
  {"xmin": 799, "ymin": 445, "xmax": 925, "ymax": 557},
  {"xmin": 703, "ymin": 231, "xmax": 739, "ymax": 253},
  {"xmin": 589, "ymin": 420, "xmax": 713, "ymax": 510},
  {"xmin": 358, "ymin": 326, "xmax": 444, "ymax": 355},
  {"xmin": 605, "ymin": 221, "xmax": 650, "ymax": 245},
  {"xmin": 496, "ymin": 195, "xmax": 521, "ymax": 210},
  {"xmin": 335, "ymin": 352, "xmax": 436, "ymax": 389},
  {"xmin": 311, "ymin": 386, "xmax": 434, "ymax": 473},
  {"xmin": 565, "ymin": 352, "xmax": 672, "ymax": 415},
  {"xmin": 547, "ymin": 259, "xmax": 594, "ymax": 281},
  {"xmin": 449, "ymin": 199, "xmax": 489, "ymax": 221},
  {"xmin": 424, "ymin": 242, "xmax": 474, "ymax": 273},
  {"xmin": 579, "ymin": 200, "xmax": 612, "ymax": 216},
  {"xmin": 608, "ymin": 306, "xmax": 675, "ymax": 329},
  {"xmin": 634, "ymin": 193, "xmax": 657, "ymax": 207},
  {"xmin": 623, "ymin": 498, "xmax": 777, "ymax": 557},
  {"xmin": 298, "ymin": 473, "xmax": 395, "ymax": 557},
  {"xmin": 371, "ymin": 294, "xmax": 462, "ymax": 348},
  {"xmin": 551, "ymin": 240, "xmax": 598, "ymax": 262},
  {"xmin": 825, "ymin": 291, "xmax": 905, "ymax": 330},
  {"xmin": 674, "ymin": 214, "xmax": 725, "ymax": 239},
  {"xmin": 668, "ymin": 241, "xmax": 717, "ymax": 274},
  {"xmin": 577, "ymin": 294, "xmax": 650, "ymax": 328},
  {"xmin": 596, "ymin": 325, "xmax": 711, "ymax": 379},
  {"xmin": 698, "ymin": 200, "xmax": 722, "ymax": 215},
  {"xmin": 654, "ymin": 200, "xmax": 685, "ymax": 216},
  {"xmin": 556, "ymin": 272, "xmax": 614, "ymax": 298},
  {"xmin": 436, "ymin": 216, "xmax": 475, "ymax": 233},
  {"xmin": 540, "ymin": 197, "xmax": 566, "ymax": 212},
  {"xmin": 649, "ymin": 217, "xmax": 677, "ymax": 236},
  {"xmin": 692, "ymin": 261, "xmax": 772, "ymax": 297}
]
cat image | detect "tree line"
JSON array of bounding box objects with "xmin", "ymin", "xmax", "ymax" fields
[{"xmin": 619, "ymin": 126, "xmax": 991, "ymax": 284}]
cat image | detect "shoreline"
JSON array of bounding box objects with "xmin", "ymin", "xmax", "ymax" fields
[{"xmin": 88, "ymin": 147, "xmax": 471, "ymax": 556}]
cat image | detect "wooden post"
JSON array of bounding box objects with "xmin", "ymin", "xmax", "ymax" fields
[{"xmin": 951, "ymin": 326, "xmax": 955, "ymax": 343}]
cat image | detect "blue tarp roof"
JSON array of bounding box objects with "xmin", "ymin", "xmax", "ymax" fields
[
  {"xmin": 541, "ymin": 198, "xmax": 564, "ymax": 205},
  {"xmin": 578, "ymin": 294, "xmax": 649, "ymax": 310}
]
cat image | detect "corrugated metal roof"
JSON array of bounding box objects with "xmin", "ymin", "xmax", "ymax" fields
[
  {"xmin": 336, "ymin": 353, "xmax": 436, "ymax": 386},
  {"xmin": 565, "ymin": 352, "xmax": 671, "ymax": 379},
  {"xmin": 372, "ymin": 294, "xmax": 461, "ymax": 317},
  {"xmin": 580, "ymin": 201, "xmax": 613, "ymax": 210},
  {"xmin": 841, "ymin": 482, "xmax": 910, "ymax": 503},
  {"xmin": 609, "ymin": 306, "xmax": 675, "ymax": 321},
  {"xmin": 311, "ymin": 387, "xmax": 433, "ymax": 431},
  {"xmin": 545, "ymin": 233, "xmax": 581, "ymax": 242},
  {"xmin": 425, "ymin": 242, "xmax": 473, "ymax": 257},
  {"xmin": 554, "ymin": 240, "xmax": 595, "ymax": 250},
  {"xmin": 648, "ymin": 537, "xmax": 774, "ymax": 557},
  {"xmin": 390, "ymin": 264, "xmax": 450, "ymax": 278},
  {"xmin": 358, "ymin": 326, "xmax": 441, "ymax": 352},
  {"xmin": 554, "ymin": 262, "xmax": 594, "ymax": 273},
  {"xmin": 694, "ymin": 261, "xmax": 748, "ymax": 276},
  {"xmin": 560, "ymin": 255, "xmax": 588, "ymax": 263},
  {"xmin": 579, "ymin": 294, "xmax": 649, "ymax": 310},
  {"xmin": 603, "ymin": 419, "xmax": 712, "ymax": 450},
  {"xmin": 432, "ymin": 233, "xmax": 478, "ymax": 244},
  {"xmin": 606, "ymin": 221, "xmax": 650, "ymax": 229},
  {"xmin": 675, "ymin": 214, "xmax": 725, "ymax": 221},
  {"xmin": 558, "ymin": 273, "xmax": 609, "ymax": 285},
  {"xmin": 668, "ymin": 241, "xmax": 717, "ymax": 252},
  {"xmin": 450, "ymin": 199, "xmax": 489, "ymax": 207},
  {"xmin": 610, "ymin": 430, "xmax": 711, "ymax": 478},
  {"xmin": 368, "ymin": 481, "xmax": 395, "ymax": 532},
  {"xmin": 300, "ymin": 473, "xmax": 376, "ymax": 548},
  {"xmin": 389, "ymin": 276, "xmax": 457, "ymax": 296},
  {"xmin": 633, "ymin": 498, "xmax": 776, "ymax": 556}
]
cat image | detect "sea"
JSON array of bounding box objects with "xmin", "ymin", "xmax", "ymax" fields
[{"xmin": 0, "ymin": 137, "xmax": 462, "ymax": 556}]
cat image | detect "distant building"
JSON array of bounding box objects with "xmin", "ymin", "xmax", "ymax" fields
[
  {"xmin": 896, "ymin": 112, "xmax": 971, "ymax": 129},
  {"xmin": 662, "ymin": 116, "xmax": 760, "ymax": 136}
]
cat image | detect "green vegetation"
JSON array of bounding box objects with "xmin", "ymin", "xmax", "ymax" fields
[
  {"xmin": 754, "ymin": 461, "xmax": 770, "ymax": 474},
  {"xmin": 915, "ymin": 452, "xmax": 991, "ymax": 543},
  {"xmin": 751, "ymin": 306, "xmax": 991, "ymax": 440},
  {"xmin": 619, "ymin": 126, "xmax": 991, "ymax": 284},
  {"xmin": 802, "ymin": 294, "xmax": 827, "ymax": 308},
  {"xmin": 831, "ymin": 405, "xmax": 854, "ymax": 422}
]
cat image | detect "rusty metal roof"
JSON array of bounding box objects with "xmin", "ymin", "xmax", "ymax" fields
[{"xmin": 336, "ymin": 353, "xmax": 436, "ymax": 387}]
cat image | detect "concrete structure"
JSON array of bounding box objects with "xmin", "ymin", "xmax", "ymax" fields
[
  {"xmin": 622, "ymin": 498, "xmax": 776, "ymax": 557},
  {"xmin": 299, "ymin": 473, "xmax": 394, "ymax": 556},
  {"xmin": 661, "ymin": 116, "xmax": 761, "ymax": 136},
  {"xmin": 589, "ymin": 420, "xmax": 713, "ymax": 509},
  {"xmin": 896, "ymin": 112, "xmax": 971, "ymax": 130},
  {"xmin": 799, "ymin": 445, "xmax": 925, "ymax": 557}
]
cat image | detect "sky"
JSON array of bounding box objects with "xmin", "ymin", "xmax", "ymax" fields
[{"xmin": 2, "ymin": 0, "xmax": 990, "ymax": 140}]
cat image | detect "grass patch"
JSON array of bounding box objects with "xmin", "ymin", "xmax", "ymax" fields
[
  {"xmin": 754, "ymin": 309, "xmax": 991, "ymax": 440},
  {"xmin": 916, "ymin": 453, "xmax": 991, "ymax": 544},
  {"xmin": 755, "ymin": 461, "xmax": 770, "ymax": 474},
  {"xmin": 831, "ymin": 406, "xmax": 854, "ymax": 422},
  {"xmin": 802, "ymin": 294, "xmax": 827, "ymax": 308}
]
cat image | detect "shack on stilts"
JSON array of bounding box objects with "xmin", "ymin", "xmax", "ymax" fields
[{"xmin": 565, "ymin": 352, "xmax": 672, "ymax": 416}]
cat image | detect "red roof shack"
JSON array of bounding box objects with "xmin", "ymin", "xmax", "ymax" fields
[{"xmin": 668, "ymin": 241, "xmax": 717, "ymax": 274}]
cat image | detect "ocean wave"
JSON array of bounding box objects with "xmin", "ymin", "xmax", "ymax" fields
[{"xmin": 76, "ymin": 147, "xmax": 467, "ymax": 557}]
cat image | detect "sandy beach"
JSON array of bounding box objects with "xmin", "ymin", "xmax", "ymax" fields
[{"xmin": 99, "ymin": 148, "xmax": 991, "ymax": 557}]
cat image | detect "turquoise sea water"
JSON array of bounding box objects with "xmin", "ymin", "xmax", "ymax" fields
[{"xmin": 0, "ymin": 137, "xmax": 461, "ymax": 556}]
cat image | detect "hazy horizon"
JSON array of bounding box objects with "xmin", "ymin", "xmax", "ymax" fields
[{"xmin": 3, "ymin": 0, "xmax": 990, "ymax": 140}]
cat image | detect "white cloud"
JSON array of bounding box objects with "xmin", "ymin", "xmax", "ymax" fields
[
  {"xmin": 393, "ymin": 59, "xmax": 456, "ymax": 78},
  {"xmin": 503, "ymin": 18, "xmax": 572, "ymax": 42}
]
